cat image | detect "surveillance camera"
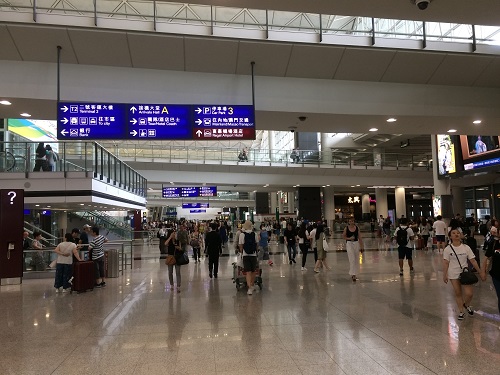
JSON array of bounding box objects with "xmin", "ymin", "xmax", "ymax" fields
[
  {"xmin": 414, "ymin": 0, "xmax": 431, "ymax": 10},
  {"xmin": 288, "ymin": 126, "xmax": 297, "ymax": 133},
  {"xmin": 298, "ymin": 116, "xmax": 307, "ymax": 122}
]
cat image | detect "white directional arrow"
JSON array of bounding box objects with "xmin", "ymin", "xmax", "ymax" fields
[
  {"xmin": 195, "ymin": 107, "xmax": 202, "ymax": 114},
  {"xmin": 195, "ymin": 119, "xmax": 202, "ymax": 125},
  {"xmin": 61, "ymin": 129, "xmax": 68, "ymax": 136},
  {"xmin": 130, "ymin": 130, "xmax": 138, "ymax": 137},
  {"xmin": 196, "ymin": 130, "xmax": 202, "ymax": 137},
  {"xmin": 61, "ymin": 118, "xmax": 69, "ymax": 125},
  {"xmin": 60, "ymin": 105, "xmax": 68, "ymax": 112},
  {"xmin": 130, "ymin": 106, "xmax": 137, "ymax": 113},
  {"xmin": 130, "ymin": 118, "xmax": 137, "ymax": 125}
]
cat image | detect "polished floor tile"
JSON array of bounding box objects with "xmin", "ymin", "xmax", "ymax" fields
[{"xmin": 1, "ymin": 236, "xmax": 500, "ymax": 374}]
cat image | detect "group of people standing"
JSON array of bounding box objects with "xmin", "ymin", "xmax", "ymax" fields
[{"xmin": 33, "ymin": 142, "xmax": 58, "ymax": 172}]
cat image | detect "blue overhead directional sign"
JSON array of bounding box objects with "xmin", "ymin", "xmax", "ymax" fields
[
  {"xmin": 58, "ymin": 102, "xmax": 255, "ymax": 140},
  {"xmin": 182, "ymin": 203, "xmax": 210, "ymax": 209},
  {"xmin": 162, "ymin": 186, "xmax": 217, "ymax": 198}
]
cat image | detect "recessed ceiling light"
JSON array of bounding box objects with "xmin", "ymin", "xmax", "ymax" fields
[
  {"xmin": 46, "ymin": 206, "xmax": 51, "ymax": 208},
  {"xmin": 322, "ymin": 185, "xmax": 326, "ymax": 188},
  {"xmin": 326, "ymin": 185, "xmax": 330, "ymax": 187},
  {"xmin": 473, "ymin": 120, "xmax": 482, "ymax": 124},
  {"xmin": 447, "ymin": 129, "xmax": 457, "ymax": 133},
  {"xmin": 296, "ymin": 185, "xmax": 300, "ymax": 187},
  {"xmin": 369, "ymin": 128, "xmax": 378, "ymax": 132},
  {"xmin": 35, "ymin": 204, "xmax": 40, "ymax": 207},
  {"xmin": 351, "ymin": 185, "xmax": 355, "ymax": 187},
  {"xmin": 386, "ymin": 118, "xmax": 397, "ymax": 123},
  {"xmin": 79, "ymin": 204, "xmax": 85, "ymax": 206},
  {"xmin": 0, "ymin": 100, "xmax": 11, "ymax": 105},
  {"xmin": 356, "ymin": 185, "xmax": 360, "ymax": 187},
  {"xmin": 20, "ymin": 113, "xmax": 31, "ymax": 117}
]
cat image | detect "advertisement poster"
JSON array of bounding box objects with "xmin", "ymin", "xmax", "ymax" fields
[
  {"xmin": 8, "ymin": 119, "xmax": 59, "ymax": 152},
  {"xmin": 437, "ymin": 134, "xmax": 456, "ymax": 176},
  {"xmin": 433, "ymin": 195, "xmax": 442, "ymax": 217}
]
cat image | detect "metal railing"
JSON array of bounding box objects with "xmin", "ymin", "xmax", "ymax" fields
[
  {"xmin": 0, "ymin": 1, "xmax": 498, "ymax": 50},
  {"xmin": 70, "ymin": 211, "xmax": 133, "ymax": 240},
  {"xmin": 107, "ymin": 143, "xmax": 432, "ymax": 171},
  {"xmin": 0, "ymin": 141, "xmax": 147, "ymax": 197}
]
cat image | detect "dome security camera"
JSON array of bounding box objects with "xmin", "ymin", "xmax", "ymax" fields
[
  {"xmin": 298, "ymin": 116, "xmax": 307, "ymax": 122},
  {"xmin": 413, "ymin": 0, "xmax": 431, "ymax": 10}
]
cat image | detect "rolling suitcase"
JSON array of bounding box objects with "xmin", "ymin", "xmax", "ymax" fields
[
  {"xmin": 415, "ymin": 237, "xmax": 425, "ymax": 250},
  {"xmin": 71, "ymin": 261, "xmax": 95, "ymax": 293}
]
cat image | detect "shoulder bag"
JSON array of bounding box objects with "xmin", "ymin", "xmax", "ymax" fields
[
  {"xmin": 449, "ymin": 245, "xmax": 478, "ymax": 285},
  {"xmin": 322, "ymin": 234, "xmax": 329, "ymax": 252},
  {"xmin": 165, "ymin": 255, "xmax": 176, "ymax": 266},
  {"xmin": 175, "ymin": 250, "xmax": 190, "ymax": 266}
]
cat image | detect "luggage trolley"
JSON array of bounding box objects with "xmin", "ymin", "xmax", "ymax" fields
[{"xmin": 232, "ymin": 262, "xmax": 263, "ymax": 291}]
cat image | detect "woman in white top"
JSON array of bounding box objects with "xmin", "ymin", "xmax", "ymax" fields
[
  {"xmin": 443, "ymin": 229, "xmax": 484, "ymax": 321},
  {"xmin": 54, "ymin": 233, "xmax": 82, "ymax": 292}
]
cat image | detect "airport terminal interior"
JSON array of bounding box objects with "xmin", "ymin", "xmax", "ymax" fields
[{"xmin": 1, "ymin": 0, "xmax": 500, "ymax": 374}]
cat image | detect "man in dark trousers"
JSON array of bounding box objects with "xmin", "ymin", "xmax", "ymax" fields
[{"xmin": 205, "ymin": 222, "xmax": 223, "ymax": 278}]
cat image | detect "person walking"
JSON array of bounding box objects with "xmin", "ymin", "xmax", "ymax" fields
[
  {"xmin": 433, "ymin": 215, "xmax": 447, "ymax": 252},
  {"xmin": 54, "ymin": 233, "xmax": 82, "ymax": 293},
  {"xmin": 239, "ymin": 220, "xmax": 258, "ymax": 295},
  {"xmin": 314, "ymin": 224, "xmax": 331, "ymax": 273},
  {"xmin": 419, "ymin": 218, "xmax": 431, "ymax": 250},
  {"xmin": 165, "ymin": 225, "xmax": 182, "ymax": 292},
  {"xmin": 205, "ymin": 223, "xmax": 222, "ymax": 278},
  {"xmin": 258, "ymin": 224, "xmax": 273, "ymax": 266},
  {"xmin": 394, "ymin": 218, "xmax": 415, "ymax": 276},
  {"xmin": 283, "ymin": 223, "xmax": 297, "ymax": 264},
  {"xmin": 297, "ymin": 222, "xmax": 310, "ymax": 271},
  {"xmin": 190, "ymin": 227, "xmax": 202, "ymax": 262},
  {"xmin": 309, "ymin": 222, "xmax": 318, "ymax": 263},
  {"xmin": 31, "ymin": 231, "xmax": 46, "ymax": 271},
  {"xmin": 443, "ymin": 228, "xmax": 483, "ymax": 320},
  {"xmin": 481, "ymin": 219, "xmax": 500, "ymax": 313},
  {"xmin": 342, "ymin": 218, "xmax": 364, "ymax": 281},
  {"xmin": 45, "ymin": 144, "xmax": 58, "ymax": 171}
]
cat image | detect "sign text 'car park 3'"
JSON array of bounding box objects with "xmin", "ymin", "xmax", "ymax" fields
[{"xmin": 58, "ymin": 103, "xmax": 255, "ymax": 140}]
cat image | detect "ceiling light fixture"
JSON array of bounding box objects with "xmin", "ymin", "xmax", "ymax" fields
[
  {"xmin": 35, "ymin": 204, "xmax": 40, "ymax": 207},
  {"xmin": 20, "ymin": 113, "xmax": 31, "ymax": 117},
  {"xmin": 369, "ymin": 128, "xmax": 378, "ymax": 132},
  {"xmin": 0, "ymin": 100, "xmax": 12, "ymax": 105},
  {"xmin": 386, "ymin": 118, "xmax": 397, "ymax": 123},
  {"xmin": 473, "ymin": 120, "xmax": 482, "ymax": 124},
  {"xmin": 447, "ymin": 129, "xmax": 457, "ymax": 133}
]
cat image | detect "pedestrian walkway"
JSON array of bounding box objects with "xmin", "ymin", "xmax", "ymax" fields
[{"xmin": 1, "ymin": 239, "xmax": 498, "ymax": 375}]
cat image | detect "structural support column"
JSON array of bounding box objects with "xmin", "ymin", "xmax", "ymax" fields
[
  {"xmin": 287, "ymin": 191, "xmax": 295, "ymax": 214},
  {"xmin": 375, "ymin": 188, "xmax": 388, "ymax": 219},
  {"xmin": 57, "ymin": 211, "xmax": 68, "ymax": 237},
  {"xmin": 395, "ymin": 187, "xmax": 406, "ymax": 220},
  {"xmin": 270, "ymin": 192, "xmax": 277, "ymax": 215},
  {"xmin": 452, "ymin": 187, "xmax": 465, "ymax": 218},
  {"xmin": 323, "ymin": 186, "xmax": 336, "ymax": 228},
  {"xmin": 278, "ymin": 191, "xmax": 284, "ymax": 214},
  {"xmin": 362, "ymin": 193, "xmax": 371, "ymax": 220}
]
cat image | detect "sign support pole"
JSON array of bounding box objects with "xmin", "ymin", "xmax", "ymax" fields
[
  {"xmin": 251, "ymin": 61, "xmax": 256, "ymax": 122},
  {"xmin": 57, "ymin": 46, "xmax": 62, "ymax": 103}
]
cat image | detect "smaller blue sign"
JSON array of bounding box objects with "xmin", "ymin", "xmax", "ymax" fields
[
  {"xmin": 464, "ymin": 157, "xmax": 500, "ymax": 171},
  {"xmin": 182, "ymin": 203, "xmax": 210, "ymax": 209},
  {"xmin": 199, "ymin": 186, "xmax": 217, "ymax": 197},
  {"xmin": 24, "ymin": 209, "xmax": 31, "ymax": 215},
  {"xmin": 41, "ymin": 210, "xmax": 51, "ymax": 216},
  {"xmin": 190, "ymin": 209, "xmax": 207, "ymax": 213},
  {"xmin": 162, "ymin": 187, "xmax": 181, "ymax": 198},
  {"xmin": 180, "ymin": 187, "xmax": 199, "ymax": 198}
]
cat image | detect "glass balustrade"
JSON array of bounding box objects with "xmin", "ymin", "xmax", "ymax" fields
[
  {"xmin": 0, "ymin": 141, "xmax": 147, "ymax": 197},
  {"xmin": 1, "ymin": 1, "xmax": 498, "ymax": 48}
]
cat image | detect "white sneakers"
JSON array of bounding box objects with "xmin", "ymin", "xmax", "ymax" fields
[
  {"xmin": 301, "ymin": 267, "xmax": 307, "ymax": 271},
  {"xmin": 247, "ymin": 288, "xmax": 253, "ymax": 295}
]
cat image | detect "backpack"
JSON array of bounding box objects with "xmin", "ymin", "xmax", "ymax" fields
[
  {"xmin": 243, "ymin": 232, "xmax": 257, "ymax": 255},
  {"xmin": 396, "ymin": 226, "xmax": 409, "ymax": 247}
]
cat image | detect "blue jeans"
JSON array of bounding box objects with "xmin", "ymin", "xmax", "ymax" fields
[
  {"xmin": 492, "ymin": 276, "xmax": 500, "ymax": 314},
  {"xmin": 287, "ymin": 243, "xmax": 297, "ymax": 260},
  {"xmin": 54, "ymin": 263, "xmax": 72, "ymax": 289}
]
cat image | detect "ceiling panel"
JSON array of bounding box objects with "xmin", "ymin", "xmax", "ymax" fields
[
  {"xmin": 0, "ymin": 25, "xmax": 21, "ymax": 61},
  {"xmin": 473, "ymin": 57, "xmax": 500, "ymax": 88},
  {"xmin": 68, "ymin": 29, "xmax": 132, "ymax": 67},
  {"xmin": 127, "ymin": 33, "xmax": 184, "ymax": 71},
  {"xmin": 427, "ymin": 54, "xmax": 494, "ymax": 86},
  {"xmin": 7, "ymin": 25, "xmax": 77, "ymax": 64},
  {"xmin": 334, "ymin": 48, "xmax": 396, "ymax": 82},
  {"xmin": 184, "ymin": 38, "xmax": 239, "ymax": 73},
  {"xmin": 236, "ymin": 41, "xmax": 292, "ymax": 76},
  {"xmin": 381, "ymin": 51, "xmax": 445, "ymax": 84},
  {"xmin": 285, "ymin": 44, "xmax": 344, "ymax": 79}
]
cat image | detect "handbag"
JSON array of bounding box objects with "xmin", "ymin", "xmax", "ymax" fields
[
  {"xmin": 175, "ymin": 251, "xmax": 190, "ymax": 266},
  {"xmin": 449, "ymin": 245, "xmax": 478, "ymax": 285},
  {"xmin": 165, "ymin": 255, "xmax": 176, "ymax": 266},
  {"xmin": 322, "ymin": 235, "xmax": 329, "ymax": 252}
]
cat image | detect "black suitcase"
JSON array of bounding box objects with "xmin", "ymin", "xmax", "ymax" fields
[{"xmin": 71, "ymin": 261, "xmax": 95, "ymax": 293}]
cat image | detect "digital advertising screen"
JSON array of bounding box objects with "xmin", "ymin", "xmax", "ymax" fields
[
  {"xmin": 432, "ymin": 195, "xmax": 442, "ymax": 217},
  {"xmin": 460, "ymin": 135, "xmax": 500, "ymax": 172},
  {"xmin": 437, "ymin": 134, "xmax": 456, "ymax": 176},
  {"xmin": 8, "ymin": 118, "xmax": 59, "ymax": 152}
]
